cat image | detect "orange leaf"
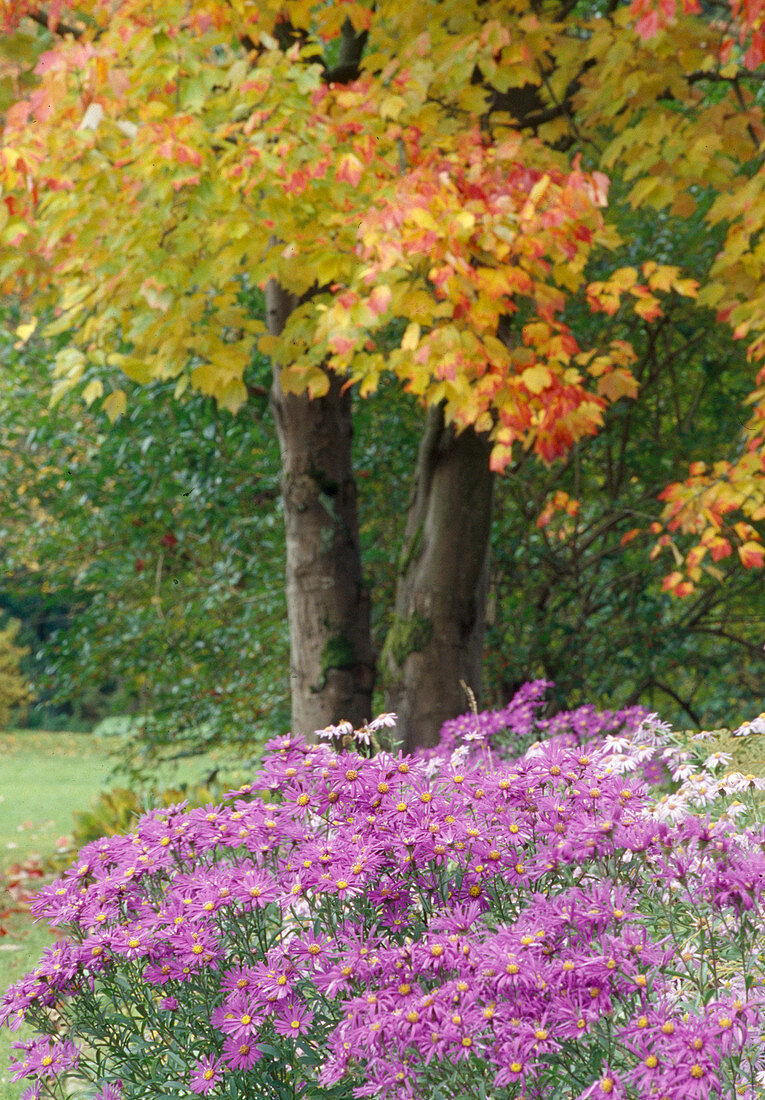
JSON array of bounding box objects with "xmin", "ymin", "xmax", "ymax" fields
[
  {"xmin": 335, "ymin": 153, "xmax": 364, "ymax": 187},
  {"xmin": 662, "ymin": 571, "xmax": 683, "ymax": 592},
  {"xmin": 367, "ymin": 285, "xmax": 391, "ymax": 317},
  {"xmin": 710, "ymin": 537, "xmax": 732, "ymax": 562},
  {"xmin": 596, "ymin": 368, "xmax": 639, "ymax": 402},
  {"xmin": 739, "ymin": 541, "xmax": 765, "ymax": 568},
  {"xmin": 633, "ymin": 296, "xmax": 662, "ymax": 322}
]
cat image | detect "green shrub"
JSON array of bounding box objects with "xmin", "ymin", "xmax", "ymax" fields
[{"xmin": 0, "ymin": 618, "xmax": 30, "ymax": 730}]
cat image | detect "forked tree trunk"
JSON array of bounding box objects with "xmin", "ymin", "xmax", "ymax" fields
[
  {"xmin": 266, "ymin": 280, "xmax": 375, "ymax": 735},
  {"xmin": 382, "ymin": 405, "xmax": 494, "ymax": 752}
]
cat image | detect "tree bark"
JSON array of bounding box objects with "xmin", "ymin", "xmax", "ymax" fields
[
  {"xmin": 266, "ymin": 280, "xmax": 375, "ymax": 735},
  {"xmin": 382, "ymin": 405, "xmax": 494, "ymax": 752}
]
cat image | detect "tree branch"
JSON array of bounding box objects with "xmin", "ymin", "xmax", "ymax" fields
[{"xmin": 27, "ymin": 7, "xmax": 83, "ymax": 37}]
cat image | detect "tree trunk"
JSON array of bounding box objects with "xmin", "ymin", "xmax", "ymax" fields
[
  {"xmin": 382, "ymin": 405, "xmax": 494, "ymax": 752},
  {"xmin": 266, "ymin": 280, "xmax": 375, "ymax": 735}
]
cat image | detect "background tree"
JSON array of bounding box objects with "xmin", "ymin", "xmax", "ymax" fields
[
  {"xmin": 0, "ymin": 617, "xmax": 30, "ymax": 729},
  {"xmin": 0, "ymin": 294, "xmax": 420, "ymax": 762},
  {"xmin": 484, "ymin": 196, "xmax": 765, "ymax": 727},
  {"xmin": 1, "ymin": 0, "xmax": 764, "ymax": 751}
]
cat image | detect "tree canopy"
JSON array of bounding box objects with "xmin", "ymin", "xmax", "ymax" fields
[
  {"xmin": 1, "ymin": 0, "xmax": 764, "ymax": 746},
  {"xmin": 1, "ymin": 0, "xmax": 764, "ymax": 585}
]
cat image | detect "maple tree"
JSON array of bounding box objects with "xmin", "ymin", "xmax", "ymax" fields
[
  {"xmin": 484, "ymin": 200, "xmax": 765, "ymax": 728},
  {"xmin": 1, "ymin": 0, "xmax": 764, "ymax": 748}
]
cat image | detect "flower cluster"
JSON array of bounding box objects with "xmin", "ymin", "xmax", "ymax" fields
[{"xmin": 2, "ymin": 685, "xmax": 765, "ymax": 1100}]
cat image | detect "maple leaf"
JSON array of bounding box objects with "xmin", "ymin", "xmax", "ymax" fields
[
  {"xmin": 739, "ymin": 541, "xmax": 765, "ymax": 568},
  {"xmin": 335, "ymin": 152, "xmax": 364, "ymax": 187},
  {"xmin": 596, "ymin": 368, "xmax": 639, "ymax": 403}
]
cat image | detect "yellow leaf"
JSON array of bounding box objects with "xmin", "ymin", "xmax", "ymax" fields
[
  {"xmin": 644, "ymin": 264, "xmax": 679, "ymax": 292},
  {"xmin": 453, "ymin": 210, "xmax": 476, "ymax": 232},
  {"xmin": 407, "ymin": 207, "xmax": 437, "ymax": 231},
  {"xmin": 528, "ymin": 175, "xmax": 550, "ymax": 205},
  {"xmin": 306, "ymin": 368, "xmax": 330, "ymax": 398},
  {"xmin": 359, "ymin": 371, "xmax": 380, "ymax": 397},
  {"xmin": 401, "ymin": 322, "xmax": 421, "ymax": 351},
  {"xmin": 140, "ymin": 280, "xmax": 172, "ymax": 312},
  {"xmin": 103, "ymin": 390, "xmax": 127, "ymax": 422},
  {"xmin": 14, "ymin": 319, "xmax": 37, "ymax": 344},
  {"xmin": 217, "ymin": 379, "xmax": 247, "ymax": 414},
  {"xmin": 671, "ymin": 278, "xmax": 699, "ymax": 298},
  {"xmin": 628, "ymin": 177, "xmax": 661, "ymax": 209},
  {"xmin": 609, "ymin": 267, "xmax": 639, "ymax": 291},
  {"xmin": 82, "ymin": 379, "xmax": 104, "ymax": 406},
  {"xmin": 190, "ymin": 363, "xmax": 220, "ymax": 395},
  {"xmin": 521, "ymin": 365, "xmax": 552, "ymax": 394},
  {"xmin": 52, "ymin": 347, "xmax": 86, "ymax": 380},
  {"xmin": 670, "ymin": 191, "xmax": 696, "ymax": 218},
  {"xmin": 380, "ymin": 95, "xmax": 406, "ymax": 120},
  {"xmin": 49, "ymin": 377, "xmax": 78, "ymax": 408},
  {"xmin": 258, "ymin": 333, "xmax": 281, "ymax": 357}
]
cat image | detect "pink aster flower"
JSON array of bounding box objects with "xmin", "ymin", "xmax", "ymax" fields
[
  {"xmin": 221, "ymin": 1035, "xmax": 262, "ymax": 1070},
  {"xmin": 212, "ymin": 992, "xmax": 262, "ymax": 1038},
  {"xmin": 273, "ymin": 1000, "xmax": 315, "ymax": 1037},
  {"xmin": 93, "ymin": 1083, "xmax": 122, "ymax": 1100},
  {"xmin": 189, "ymin": 1055, "xmax": 223, "ymax": 1094},
  {"xmin": 10, "ymin": 1037, "xmax": 79, "ymax": 1081},
  {"xmin": 576, "ymin": 1064, "xmax": 626, "ymax": 1098}
]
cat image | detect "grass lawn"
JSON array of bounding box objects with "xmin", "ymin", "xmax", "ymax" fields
[{"xmin": 0, "ymin": 731, "xmax": 115, "ymax": 863}]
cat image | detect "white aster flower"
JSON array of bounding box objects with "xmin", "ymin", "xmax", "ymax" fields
[
  {"xmin": 524, "ymin": 740, "xmax": 547, "ymax": 759},
  {"xmin": 671, "ymin": 763, "xmax": 698, "ymax": 782},
  {"xmin": 463, "ymin": 727, "xmax": 486, "ymax": 743},
  {"xmin": 703, "ymin": 750, "xmax": 733, "ymax": 771},
  {"xmin": 602, "ymin": 735, "xmax": 632, "ymax": 754},
  {"xmin": 368, "ymin": 712, "xmax": 397, "ymax": 731},
  {"xmin": 636, "ymin": 714, "xmax": 674, "ymax": 747},
  {"xmin": 450, "ymin": 744, "xmax": 470, "ymax": 768},
  {"xmin": 720, "ymin": 800, "xmax": 749, "ymax": 821},
  {"xmin": 603, "ymin": 753, "xmax": 639, "ymax": 774},
  {"xmin": 315, "ymin": 720, "xmax": 354, "ymax": 741},
  {"xmin": 718, "ymin": 772, "xmax": 751, "ymax": 794},
  {"xmin": 733, "ymin": 712, "xmax": 765, "ymax": 738}
]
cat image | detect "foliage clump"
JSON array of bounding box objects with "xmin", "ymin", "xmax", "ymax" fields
[{"xmin": 0, "ymin": 617, "xmax": 30, "ymax": 729}]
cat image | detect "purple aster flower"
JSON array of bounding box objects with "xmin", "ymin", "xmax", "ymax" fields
[
  {"xmin": 576, "ymin": 1065, "xmax": 626, "ymax": 1097},
  {"xmin": 93, "ymin": 1083, "xmax": 122, "ymax": 1100},
  {"xmin": 189, "ymin": 1055, "xmax": 223, "ymax": 1094},
  {"xmin": 10, "ymin": 1037, "xmax": 79, "ymax": 1082},
  {"xmin": 221, "ymin": 1035, "xmax": 262, "ymax": 1070},
  {"xmin": 273, "ymin": 999, "xmax": 315, "ymax": 1037},
  {"xmin": 212, "ymin": 993, "xmax": 262, "ymax": 1038}
]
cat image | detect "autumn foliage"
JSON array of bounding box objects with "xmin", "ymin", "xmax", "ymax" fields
[{"xmin": 0, "ymin": 0, "xmax": 764, "ymax": 592}]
